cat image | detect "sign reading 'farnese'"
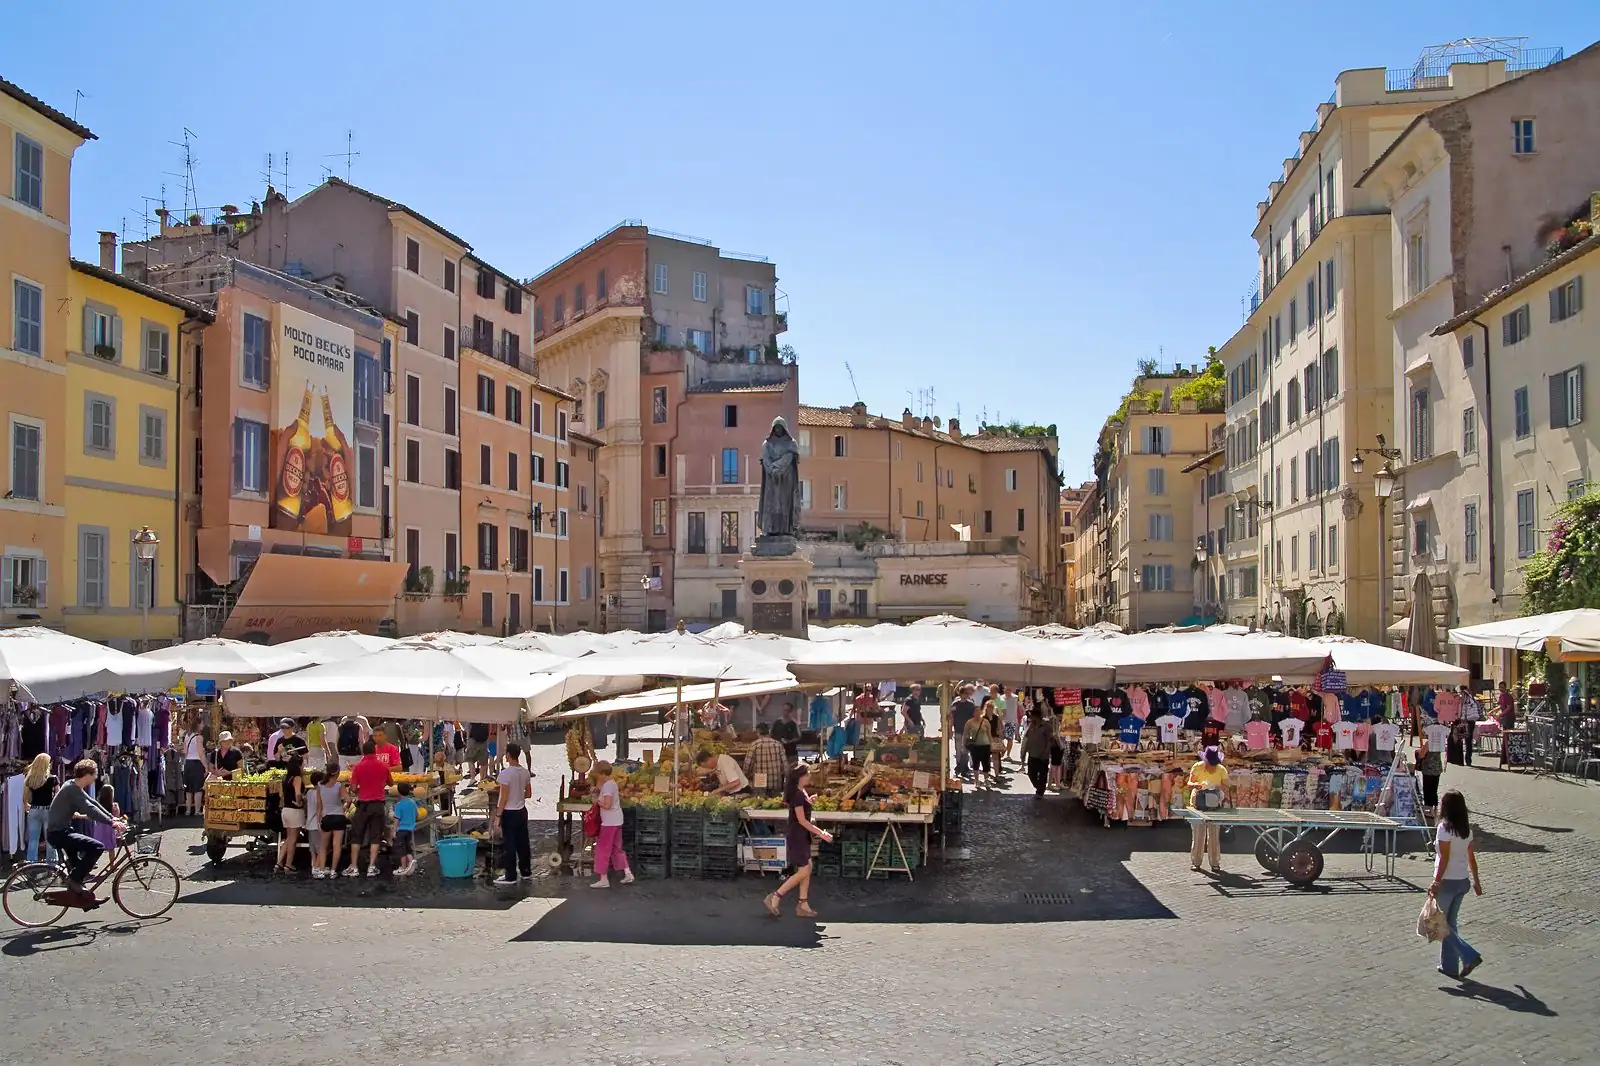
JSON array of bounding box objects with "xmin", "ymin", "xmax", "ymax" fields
[{"xmin": 899, "ymin": 573, "xmax": 949, "ymax": 586}]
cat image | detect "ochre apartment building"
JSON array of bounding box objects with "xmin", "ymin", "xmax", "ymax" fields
[{"xmin": 1, "ymin": 79, "xmax": 95, "ymax": 629}]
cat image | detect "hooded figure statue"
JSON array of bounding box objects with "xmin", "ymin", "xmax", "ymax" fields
[{"xmin": 758, "ymin": 416, "xmax": 803, "ymax": 539}]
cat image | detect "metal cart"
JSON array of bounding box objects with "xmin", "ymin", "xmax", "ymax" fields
[{"xmin": 1173, "ymin": 807, "xmax": 1417, "ymax": 886}]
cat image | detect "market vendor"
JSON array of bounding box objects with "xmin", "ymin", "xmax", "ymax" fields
[
  {"xmin": 902, "ymin": 684, "xmax": 926, "ymax": 737},
  {"xmin": 744, "ymin": 724, "xmax": 789, "ymax": 795},
  {"xmin": 697, "ymin": 747, "xmax": 751, "ymax": 796},
  {"xmin": 211, "ymin": 731, "xmax": 244, "ymax": 779},
  {"xmin": 267, "ymin": 718, "xmax": 308, "ymax": 766},
  {"xmin": 770, "ymin": 703, "xmax": 801, "ymax": 763},
  {"xmin": 371, "ymin": 726, "xmax": 403, "ymax": 770}
]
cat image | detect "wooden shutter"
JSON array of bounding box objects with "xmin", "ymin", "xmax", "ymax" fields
[
  {"xmin": 1573, "ymin": 366, "xmax": 1586, "ymax": 425},
  {"xmin": 1551, "ymin": 373, "xmax": 1569, "ymax": 429},
  {"xmin": 1550, "ymin": 286, "xmax": 1562, "ymax": 322},
  {"xmin": 112, "ymin": 315, "xmax": 123, "ymax": 358},
  {"xmin": 231, "ymin": 419, "xmax": 244, "ymax": 492},
  {"xmin": 82, "ymin": 303, "xmax": 95, "ymax": 353}
]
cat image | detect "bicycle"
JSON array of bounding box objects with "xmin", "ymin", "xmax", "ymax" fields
[{"xmin": 3, "ymin": 830, "xmax": 182, "ymax": 928}]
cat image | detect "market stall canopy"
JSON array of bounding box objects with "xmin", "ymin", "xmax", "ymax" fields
[
  {"xmin": 0, "ymin": 626, "xmax": 184, "ymax": 703},
  {"xmin": 1016, "ymin": 623, "xmax": 1082, "ymax": 639},
  {"xmin": 392, "ymin": 630, "xmax": 503, "ymax": 648},
  {"xmin": 696, "ymin": 620, "xmax": 746, "ymax": 639},
  {"xmin": 1306, "ymin": 636, "xmax": 1469, "ymax": 686},
  {"xmin": 547, "ymin": 677, "xmax": 807, "ymax": 721},
  {"xmin": 223, "ymin": 642, "xmax": 575, "ymax": 722},
  {"xmin": 1072, "ymin": 629, "xmax": 1330, "ymax": 684},
  {"xmin": 787, "ymin": 630, "xmax": 1115, "ymax": 686},
  {"xmin": 138, "ymin": 637, "xmax": 315, "ymax": 685},
  {"xmin": 1449, "ymin": 609, "xmax": 1600, "ymax": 660},
  {"xmin": 531, "ymin": 647, "xmax": 795, "ymax": 718},
  {"xmin": 499, "ymin": 631, "xmax": 615, "ymax": 658},
  {"xmin": 272, "ymin": 630, "xmax": 396, "ymax": 665},
  {"xmin": 213, "ymin": 554, "xmax": 409, "ymax": 643}
]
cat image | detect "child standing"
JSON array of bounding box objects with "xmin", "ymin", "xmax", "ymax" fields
[
  {"xmin": 391, "ymin": 782, "xmax": 419, "ymax": 877},
  {"xmin": 305, "ymin": 770, "xmax": 326, "ymax": 878}
]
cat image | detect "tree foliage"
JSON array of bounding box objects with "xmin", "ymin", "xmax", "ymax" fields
[{"xmin": 1522, "ymin": 490, "xmax": 1600, "ymax": 614}]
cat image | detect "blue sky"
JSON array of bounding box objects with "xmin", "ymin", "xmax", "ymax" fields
[{"xmin": 7, "ymin": 3, "xmax": 1597, "ymax": 481}]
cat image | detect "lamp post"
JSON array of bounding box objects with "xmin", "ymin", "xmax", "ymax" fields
[
  {"xmin": 132, "ymin": 526, "xmax": 159, "ymax": 652},
  {"xmin": 1194, "ymin": 537, "xmax": 1210, "ymax": 621},
  {"xmin": 1130, "ymin": 567, "xmax": 1142, "ymax": 632},
  {"xmin": 500, "ymin": 558, "xmax": 514, "ymax": 637},
  {"xmin": 1350, "ymin": 435, "xmax": 1402, "ymax": 643}
]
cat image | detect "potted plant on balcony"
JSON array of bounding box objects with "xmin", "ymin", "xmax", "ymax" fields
[
  {"xmin": 443, "ymin": 566, "xmax": 471, "ymax": 602},
  {"xmin": 13, "ymin": 585, "xmax": 39, "ymax": 607},
  {"xmin": 93, "ymin": 343, "xmax": 117, "ymax": 361},
  {"xmin": 403, "ymin": 565, "xmax": 434, "ymax": 600}
]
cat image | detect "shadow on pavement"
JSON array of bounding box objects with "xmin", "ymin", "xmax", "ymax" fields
[
  {"xmin": 1, "ymin": 916, "xmax": 169, "ymax": 957},
  {"xmin": 1441, "ymin": 980, "xmax": 1558, "ymax": 1016}
]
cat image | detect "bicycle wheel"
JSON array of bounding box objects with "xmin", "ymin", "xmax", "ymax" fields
[
  {"xmin": 3, "ymin": 863, "xmax": 70, "ymax": 928},
  {"xmin": 112, "ymin": 857, "xmax": 181, "ymax": 919}
]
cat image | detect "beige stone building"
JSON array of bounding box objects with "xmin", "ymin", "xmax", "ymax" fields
[
  {"xmin": 1072, "ymin": 484, "xmax": 1108, "ymax": 626},
  {"xmin": 1096, "ymin": 373, "xmax": 1220, "ymax": 630},
  {"xmin": 1359, "ymin": 41, "xmax": 1600, "ymax": 682},
  {"xmin": 1059, "ymin": 483, "xmax": 1092, "ymax": 625},
  {"xmin": 1218, "ymin": 44, "xmax": 1566, "ymax": 642},
  {"xmin": 795, "ymin": 403, "xmax": 1065, "ymax": 625},
  {"xmin": 1183, "ymin": 430, "xmax": 1228, "ymax": 623}
]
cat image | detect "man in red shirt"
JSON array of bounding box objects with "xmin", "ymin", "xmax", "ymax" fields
[
  {"xmin": 343, "ymin": 740, "xmax": 392, "ymax": 877},
  {"xmin": 371, "ymin": 726, "xmax": 403, "ymax": 770}
]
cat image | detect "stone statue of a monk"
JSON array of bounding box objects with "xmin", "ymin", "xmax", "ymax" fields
[{"xmin": 758, "ymin": 416, "xmax": 802, "ymax": 539}]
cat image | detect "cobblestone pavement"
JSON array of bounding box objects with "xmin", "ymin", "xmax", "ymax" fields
[{"xmin": 2, "ymin": 735, "xmax": 1597, "ymax": 1066}]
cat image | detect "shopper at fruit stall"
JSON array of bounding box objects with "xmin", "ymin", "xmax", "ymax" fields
[
  {"xmin": 275, "ymin": 752, "xmax": 307, "ymax": 874},
  {"xmin": 950, "ymin": 684, "xmax": 978, "ymax": 779},
  {"xmin": 764, "ymin": 764, "xmax": 833, "ymax": 919},
  {"xmin": 744, "ymin": 724, "xmax": 789, "ymax": 796},
  {"xmin": 984, "ymin": 695, "xmax": 1007, "ymax": 778},
  {"xmin": 901, "ymin": 684, "xmax": 926, "ymax": 737},
  {"xmin": 1020, "ymin": 707, "xmax": 1057, "ymax": 798},
  {"xmin": 335, "ymin": 716, "xmax": 364, "ymax": 771},
  {"xmin": 344, "ymin": 740, "xmax": 392, "ymax": 878},
  {"xmin": 769, "ymin": 704, "xmax": 801, "ymax": 763},
  {"xmin": 210, "ymin": 731, "xmax": 244, "ymax": 780},
  {"xmin": 313, "ymin": 768, "xmax": 346, "ymax": 879},
  {"xmin": 698, "ymin": 747, "xmax": 752, "ymax": 797},
  {"xmin": 964, "ymin": 708, "xmax": 994, "ymax": 786},
  {"xmin": 494, "ymin": 743, "xmax": 534, "ymax": 886},
  {"xmin": 266, "ymin": 718, "xmax": 307, "ymax": 764},
  {"xmin": 589, "ymin": 761, "xmax": 634, "ymax": 889},
  {"xmin": 464, "ymin": 720, "xmax": 492, "ymax": 783},
  {"xmin": 180, "ymin": 726, "xmax": 207, "ymax": 816}
]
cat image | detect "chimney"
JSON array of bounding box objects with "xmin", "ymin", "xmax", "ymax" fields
[
  {"xmin": 948, "ymin": 417, "xmax": 961, "ymax": 439},
  {"xmin": 902, "ymin": 408, "xmax": 916, "ymax": 430},
  {"xmin": 920, "ymin": 416, "xmax": 933, "ymax": 431},
  {"xmin": 98, "ymin": 231, "xmax": 117, "ymax": 271}
]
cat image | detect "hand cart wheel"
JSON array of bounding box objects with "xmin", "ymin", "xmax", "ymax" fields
[
  {"xmin": 1278, "ymin": 839, "xmax": 1325, "ymax": 886},
  {"xmin": 1254, "ymin": 827, "xmax": 1293, "ymax": 873}
]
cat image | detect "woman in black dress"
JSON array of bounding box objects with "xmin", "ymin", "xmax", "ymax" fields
[{"xmin": 764, "ymin": 765, "xmax": 833, "ymax": 919}]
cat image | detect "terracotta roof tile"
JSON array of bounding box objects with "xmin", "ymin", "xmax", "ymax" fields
[
  {"xmin": 797, "ymin": 404, "xmax": 1055, "ymax": 452},
  {"xmin": 0, "ymin": 77, "xmax": 95, "ymax": 139}
]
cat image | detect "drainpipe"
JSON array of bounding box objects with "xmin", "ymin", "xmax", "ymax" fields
[
  {"xmin": 1315, "ymin": 154, "xmax": 1329, "ymax": 627},
  {"xmin": 1469, "ymin": 317, "xmax": 1497, "ymax": 608},
  {"xmin": 177, "ymin": 317, "xmax": 206, "ymax": 634}
]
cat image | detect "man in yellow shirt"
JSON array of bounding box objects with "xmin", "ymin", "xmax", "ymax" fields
[{"xmin": 1187, "ymin": 747, "xmax": 1229, "ymax": 873}]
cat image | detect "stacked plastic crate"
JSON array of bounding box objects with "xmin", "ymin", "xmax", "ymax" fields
[
  {"xmin": 628, "ymin": 806, "xmax": 669, "ymax": 878},
  {"xmin": 702, "ymin": 807, "xmax": 740, "ymax": 879},
  {"xmin": 670, "ymin": 808, "xmax": 705, "ymax": 878}
]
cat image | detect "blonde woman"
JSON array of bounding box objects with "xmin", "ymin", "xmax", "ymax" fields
[{"xmin": 23, "ymin": 753, "xmax": 58, "ymax": 863}]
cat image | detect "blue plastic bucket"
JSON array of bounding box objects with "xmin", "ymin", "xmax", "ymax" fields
[{"xmin": 435, "ymin": 836, "xmax": 479, "ymax": 878}]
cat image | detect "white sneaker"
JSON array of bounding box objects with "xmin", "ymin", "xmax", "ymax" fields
[
  {"xmin": 395, "ymin": 863, "xmax": 416, "ymax": 877},
  {"xmin": 342, "ymin": 866, "xmax": 359, "ymax": 878},
  {"xmin": 620, "ymin": 871, "xmax": 635, "ymax": 884},
  {"xmin": 493, "ymin": 874, "xmax": 519, "ymax": 886},
  {"xmin": 364, "ymin": 866, "xmax": 379, "ymax": 877},
  {"xmin": 590, "ymin": 877, "xmax": 610, "ymax": 889}
]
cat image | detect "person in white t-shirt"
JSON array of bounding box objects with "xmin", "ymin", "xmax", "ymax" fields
[
  {"xmin": 698, "ymin": 749, "xmax": 751, "ymax": 796},
  {"xmin": 590, "ymin": 761, "xmax": 634, "ymax": 889},
  {"xmin": 1430, "ymin": 789, "xmax": 1484, "ymax": 979},
  {"xmin": 181, "ymin": 729, "xmax": 207, "ymax": 816},
  {"xmin": 492, "ymin": 743, "xmax": 534, "ymax": 886}
]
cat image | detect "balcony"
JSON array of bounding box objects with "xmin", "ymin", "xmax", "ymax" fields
[{"xmin": 462, "ymin": 334, "xmax": 536, "ymax": 375}]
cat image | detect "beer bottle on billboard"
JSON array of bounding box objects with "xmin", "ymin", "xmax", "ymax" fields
[
  {"xmin": 277, "ymin": 385, "xmax": 314, "ymax": 522},
  {"xmin": 321, "ymin": 387, "xmax": 356, "ymax": 524}
]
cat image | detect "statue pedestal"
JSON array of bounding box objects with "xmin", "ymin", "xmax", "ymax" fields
[{"xmin": 738, "ymin": 547, "xmax": 812, "ymax": 635}]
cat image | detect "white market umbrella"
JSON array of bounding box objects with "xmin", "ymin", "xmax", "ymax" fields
[
  {"xmin": 547, "ymin": 677, "xmax": 806, "ymax": 721},
  {"xmin": 787, "ymin": 629, "xmax": 1113, "ymax": 687},
  {"xmin": 393, "ymin": 630, "xmax": 503, "ymax": 648},
  {"xmin": 1449, "ymin": 608, "xmax": 1600, "ymax": 660},
  {"xmin": 1017, "ymin": 623, "xmax": 1082, "ymax": 639},
  {"xmin": 224, "ymin": 642, "xmax": 574, "ymax": 722},
  {"xmin": 1307, "ymin": 635, "xmax": 1468, "ymax": 686},
  {"xmin": 274, "ymin": 630, "xmax": 396, "ymax": 665},
  {"xmin": 139, "ymin": 637, "xmax": 314, "ymax": 685},
  {"xmin": 697, "ymin": 620, "xmax": 746, "ymax": 639},
  {"xmin": 0, "ymin": 626, "xmax": 184, "ymax": 702},
  {"xmin": 1071, "ymin": 628, "xmax": 1330, "ymax": 684}
]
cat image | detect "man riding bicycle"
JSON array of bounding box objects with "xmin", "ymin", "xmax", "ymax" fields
[{"xmin": 46, "ymin": 759, "xmax": 127, "ymax": 893}]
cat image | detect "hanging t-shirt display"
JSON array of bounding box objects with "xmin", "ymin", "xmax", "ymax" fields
[
  {"xmin": 1423, "ymin": 723, "xmax": 1451, "ymax": 750},
  {"xmin": 1268, "ymin": 690, "xmax": 1292, "ymax": 725},
  {"xmin": 1077, "ymin": 717, "xmax": 1104, "ymax": 745},
  {"xmin": 1434, "ymin": 689, "xmax": 1461, "ymax": 723},
  {"xmin": 1371, "ymin": 722, "xmax": 1400, "ymax": 751},
  {"xmin": 1128, "ymin": 688, "xmax": 1151, "ymax": 721},
  {"xmin": 1181, "ymin": 688, "xmax": 1210, "ymax": 731},
  {"xmin": 1165, "ymin": 690, "xmax": 1189, "ymax": 720},
  {"xmin": 1205, "ymin": 687, "xmax": 1228, "ymax": 723},
  {"xmin": 1246, "ymin": 688, "xmax": 1271, "ymax": 721},
  {"xmin": 1224, "ymin": 688, "xmax": 1250, "ymax": 732},
  {"xmin": 1331, "ymin": 722, "xmax": 1358, "ymax": 750},
  {"xmin": 1318, "ymin": 691, "xmax": 1342, "ymax": 724},
  {"xmin": 1243, "ymin": 720, "xmax": 1272, "ymax": 749},
  {"xmin": 1200, "ymin": 720, "xmax": 1223, "ymax": 749},
  {"xmin": 1288, "ymin": 689, "xmax": 1311, "ymax": 721},
  {"xmin": 1153, "ymin": 715, "xmax": 1184, "ymax": 743},
  {"xmin": 1313, "ymin": 721, "xmax": 1334, "ymax": 750},
  {"xmin": 1338, "ymin": 693, "xmax": 1365, "ymax": 723},
  {"xmin": 1279, "ymin": 718, "xmax": 1306, "ymax": 747},
  {"xmin": 1117, "ymin": 714, "xmax": 1143, "ymax": 745},
  {"xmin": 1350, "ymin": 722, "xmax": 1371, "ymax": 753}
]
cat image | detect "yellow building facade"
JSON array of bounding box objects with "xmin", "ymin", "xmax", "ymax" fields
[
  {"xmin": 64, "ymin": 260, "xmax": 206, "ymax": 649},
  {"xmin": 1, "ymin": 80, "xmax": 95, "ymax": 628}
]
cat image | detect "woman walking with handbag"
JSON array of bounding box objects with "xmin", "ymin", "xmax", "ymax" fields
[
  {"xmin": 1186, "ymin": 746, "xmax": 1229, "ymax": 873},
  {"xmin": 764, "ymin": 765, "xmax": 834, "ymax": 919},
  {"xmin": 590, "ymin": 761, "xmax": 634, "ymax": 889},
  {"xmin": 1431, "ymin": 789, "xmax": 1484, "ymax": 979}
]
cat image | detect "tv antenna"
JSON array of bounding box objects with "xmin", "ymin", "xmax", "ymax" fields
[
  {"xmin": 73, "ymin": 90, "xmax": 87, "ymax": 121},
  {"xmin": 845, "ymin": 362, "xmax": 862, "ymax": 403},
  {"xmin": 326, "ymin": 129, "xmax": 360, "ymax": 181},
  {"xmin": 169, "ymin": 129, "xmax": 200, "ymax": 221}
]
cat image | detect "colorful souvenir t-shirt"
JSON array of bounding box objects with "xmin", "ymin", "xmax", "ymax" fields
[
  {"xmin": 1278, "ymin": 718, "xmax": 1306, "ymax": 747},
  {"xmin": 1077, "ymin": 717, "xmax": 1104, "ymax": 744},
  {"xmin": 1313, "ymin": 722, "xmax": 1334, "ymax": 750},
  {"xmin": 1351, "ymin": 723, "xmax": 1371, "ymax": 752},
  {"xmin": 1118, "ymin": 714, "xmax": 1143, "ymax": 745},
  {"xmin": 1153, "ymin": 715, "xmax": 1184, "ymax": 743},
  {"xmin": 1423, "ymin": 723, "xmax": 1451, "ymax": 750},
  {"xmin": 1243, "ymin": 720, "xmax": 1272, "ymax": 749},
  {"xmin": 1371, "ymin": 723, "xmax": 1401, "ymax": 751},
  {"xmin": 1331, "ymin": 722, "xmax": 1358, "ymax": 750}
]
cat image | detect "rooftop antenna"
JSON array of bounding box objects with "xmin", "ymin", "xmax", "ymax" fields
[
  {"xmin": 844, "ymin": 362, "xmax": 862, "ymax": 403},
  {"xmin": 169, "ymin": 128, "xmax": 200, "ymax": 221},
  {"xmin": 326, "ymin": 129, "xmax": 360, "ymax": 182},
  {"xmin": 73, "ymin": 90, "xmax": 86, "ymax": 121}
]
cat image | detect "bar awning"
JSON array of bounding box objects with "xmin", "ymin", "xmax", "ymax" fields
[{"xmin": 220, "ymin": 555, "xmax": 409, "ymax": 642}]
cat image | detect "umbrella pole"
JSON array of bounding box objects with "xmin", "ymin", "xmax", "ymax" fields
[
  {"xmin": 939, "ymin": 680, "xmax": 950, "ymax": 857},
  {"xmin": 672, "ymin": 678, "xmax": 683, "ymax": 804}
]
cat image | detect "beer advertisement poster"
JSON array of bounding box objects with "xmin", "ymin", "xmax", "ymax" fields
[{"xmin": 271, "ymin": 304, "xmax": 358, "ymax": 536}]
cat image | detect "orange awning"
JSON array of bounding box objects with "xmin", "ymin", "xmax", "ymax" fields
[{"xmin": 221, "ymin": 555, "xmax": 408, "ymax": 642}]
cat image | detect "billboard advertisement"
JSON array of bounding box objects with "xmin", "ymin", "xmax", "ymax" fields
[{"xmin": 271, "ymin": 304, "xmax": 357, "ymax": 536}]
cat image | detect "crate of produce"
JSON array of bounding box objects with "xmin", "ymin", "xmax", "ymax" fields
[
  {"xmin": 841, "ymin": 840, "xmax": 868, "ymax": 863},
  {"xmin": 671, "ymin": 854, "xmax": 704, "ymax": 878},
  {"xmin": 632, "ymin": 827, "xmax": 667, "ymax": 847},
  {"xmin": 633, "ymin": 860, "xmax": 667, "ymax": 879},
  {"xmin": 631, "ymin": 807, "xmax": 669, "ymax": 831},
  {"xmin": 705, "ymin": 805, "xmax": 740, "ymax": 825},
  {"xmin": 816, "ymin": 863, "xmax": 842, "ymax": 879},
  {"xmin": 670, "ymin": 808, "xmax": 704, "ymax": 829}
]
